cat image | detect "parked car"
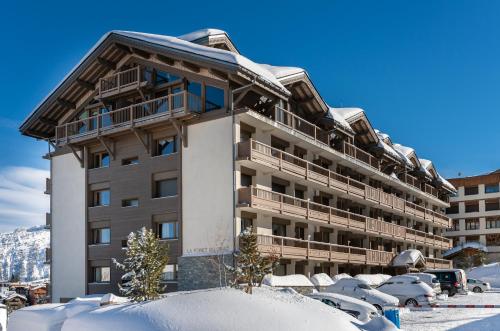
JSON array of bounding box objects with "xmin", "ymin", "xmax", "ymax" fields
[
  {"xmin": 307, "ymin": 292, "xmax": 380, "ymax": 322},
  {"xmin": 325, "ymin": 278, "xmax": 399, "ymax": 313},
  {"xmin": 406, "ymin": 272, "xmax": 442, "ymax": 294},
  {"xmin": 424, "ymin": 269, "xmax": 468, "ymax": 296},
  {"xmin": 467, "ymin": 278, "xmax": 491, "ymax": 293},
  {"xmin": 377, "ymin": 275, "xmax": 436, "ymax": 307}
]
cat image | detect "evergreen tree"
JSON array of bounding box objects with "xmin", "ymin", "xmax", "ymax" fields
[
  {"xmin": 227, "ymin": 227, "xmax": 279, "ymax": 294},
  {"xmin": 113, "ymin": 227, "xmax": 169, "ymax": 302}
]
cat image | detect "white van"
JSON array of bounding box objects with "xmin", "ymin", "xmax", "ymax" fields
[
  {"xmin": 325, "ymin": 278, "xmax": 399, "ymax": 312},
  {"xmin": 377, "ymin": 275, "xmax": 436, "ymax": 306}
]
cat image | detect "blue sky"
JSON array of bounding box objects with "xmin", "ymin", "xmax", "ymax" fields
[{"xmin": 0, "ymin": 0, "xmax": 499, "ymax": 230}]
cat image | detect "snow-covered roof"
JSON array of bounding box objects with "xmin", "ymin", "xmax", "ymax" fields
[
  {"xmin": 259, "ymin": 64, "xmax": 305, "ymax": 80},
  {"xmin": 392, "ymin": 249, "xmax": 425, "ymax": 267},
  {"xmin": 334, "ymin": 107, "xmax": 365, "ymax": 122},
  {"xmin": 177, "ymin": 28, "xmax": 228, "ymax": 42},
  {"xmin": 392, "ymin": 144, "xmax": 418, "ymax": 167},
  {"xmin": 374, "ymin": 129, "xmax": 391, "ymax": 143},
  {"xmin": 443, "ymin": 242, "xmax": 488, "ymax": 257},
  {"xmin": 437, "ymin": 172, "xmax": 457, "ymax": 192},
  {"xmin": 378, "ymin": 139, "xmax": 403, "ymax": 161},
  {"xmin": 310, "ymin": 273, "xmax": 334, "ymax": 287},
  {"xmin": 262, "ymin": 274, "xmax": 314, "ymax": 287},
  {"xmin": 418, "ymin": 158, "xmax": 435, "ymax": 178},
  {"xmin": 327, "ymin": 107, "xmax": 354, "ymax": 131}
]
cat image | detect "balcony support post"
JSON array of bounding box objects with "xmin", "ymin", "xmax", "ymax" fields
[
  {"xmin": 130, "ymin": 127, "xmax": 149, "ymax": 153},
  {"xmin": 169, "ymin": 118, "xmax": 188, "ymax": 148},
  {"xmin": 68, "ymin": 144, "xmax": 84, "ymax": 168},
  {"xmin": 97, "ymin": 136, "xmax": 115, "ymax": 160}
]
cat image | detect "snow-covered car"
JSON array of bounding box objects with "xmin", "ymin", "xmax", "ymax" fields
[
  {"xmin": 406, "ymin": 272, "xmax": 442, "ymax": 294},
  {"xmin": 377, "ymin": 275, "xmax": 436, "ymax": 307},
  {"xmin": 325, "ymin": 278, "xmax": 399, "ymax": 312},
  {"xmin": 307, "ymin": 292, "xmax": 380, "ymax": 322},
  {"xmin": 467, "ymin": 278, "xmax": 491, "ymax": 293}
]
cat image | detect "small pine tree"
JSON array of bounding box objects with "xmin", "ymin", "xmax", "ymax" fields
[
  {"xmin": 227, "ymin": 227, "xmax": 279, "ymax": 294},
  {"xmin": 112, "ymin": 227, "xmax": 169, "ymax": 302}
]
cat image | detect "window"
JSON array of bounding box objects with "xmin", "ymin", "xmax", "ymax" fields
[
  {"xmin": 241, "ymin": 174, "xmax": 252, "ymax": 187},
  {"xmin": 272, "ymin": 182, "xmax": 286, "ymax": 194},
  {"xmin": 158, "ymin": 222, "xmax": 178, "ymax": 239},
  {"xmin": 240, "ymin": 218, "xmax": 253, "ymax": 233},
  {"xmin": 295, "ymin": 189, "xmax": 305, "ymax": 199},
  {"xmin": 465, "ymin": 218, "xmax": 479, "ymax": 230},
  {"xmin": 154, "ymin": 178, "xmax": 177, "ymax": 198},
  {"xmin": 486, "ymin": 217, "xmax": 500, "ymax": 229},
  {"xmin": 464, "ymin": 186, "xmax": 479, "ymax": 196},
  {"xmin": 91, "ymin": 152, "xmax": 109, "ymax": 169},
  {"xmin": 466, "ymin": 235, "xmax": 480, "ymax": 243},
  {"xmin": 155, "ymin": 70, "xmax": 180, "ymax": 85},
  {"xmin": 91, "ymin": 228, "xmax": 110, "ymax": 245},
  {"xmin": 91, "ymin": 266, "xmax": 110, "ymax": 283},
  {"xmin": 451, "ymin": 219, "xmax": 460, "ymax": 231},
  {"xmin": 295, "ymin": 226, "xmax": 306, "ymax": 240},
  {"xmin": 122, "ymin": 157, "xmax": 139, "ymax": 166},
  {"xmin": 122, "ymin": 198, "xmax": 139, "ymax": 207},
  {"xmin": 465, "ymin": 202, "xmax": 479, "ymax": 213},
  {"xmin": 205, "ymin": 85, "xmax": 224, "ymax": 111},
  {"xmin": 92, "ymin": 190, "xmax": 110, "ymax": 207},
  {"xmin": 485, "ymin": 183, "xmax": 500, "ymax": 194},
  {"xmin": 155, "ymin": 136, "xmax": 177, "ymax": 156},
  {"xmin": 446, "ymin": 204, "xmax": 459, "ymax": 214},
  {"xmin": 161, "ymin": 264, "xmax": 177, "ymax": 281},
  {"xmin": 485, "ymin": 199, "xmax": 500, "ymax": 211},
  {"xmin": 486, "ymin": 234, "xmax": 500, "ymax": 246}
]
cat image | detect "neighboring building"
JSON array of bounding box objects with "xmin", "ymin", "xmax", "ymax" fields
[
  {"xmin": 445, "ymin": 170, "xmax": 500, "ymax": 262},
  {"xmin": 19, "ymin": 29, "xmax": 455, "ymax": 303}
]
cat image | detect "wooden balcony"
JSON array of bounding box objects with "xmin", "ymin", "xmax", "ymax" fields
[
  {"xmin": 98, "ymin": 66, "xmax": 149, "ymax": 99},
  {"xmin": 238, "ymin": 139, "xmax": 451, "ymax": 229},
  {"xmin": 425, "ymin": 257, "xmax": 452, "ymax": 269},
  {"xmin": 339, "ymin": 141, "xmax": 380, "ymax": 170},
  {"xmin": 55, "ymin": 91, "xmax": 202, "ymax": 145},
  {"xmin": 272, "ymin": 106, "xmax": 330, "ymax": 145},
  {"xmin": 255, "ymin": 234, "xmax": 395, "ymax": 266},
  {"xmin": 239, "ymin": 186, "xmax": 452, "ymax": 249}
]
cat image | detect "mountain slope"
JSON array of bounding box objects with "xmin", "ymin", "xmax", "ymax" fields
[{"xmin": 0, "ymin": 225, "xmax": 49, "ymax": 282}]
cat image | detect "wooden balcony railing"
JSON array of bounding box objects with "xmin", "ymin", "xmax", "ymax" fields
[
  {"xmin": 425, "ymin": 257, "xmax": 452, "ymax": 269},
  {"xmin": 55, "ymin": 91, "xmax": 202, "ymax": 144},
  {"xmin": 264, "ymin": 108, "xmax": 448, "ymax": 203},
  {"xmin": 255, "ymin": 234, "xmax": 395, "ymax": 266},
  {"xmin": 98, "ymin": 66, "xmax": 148, "ymax": 99},
  {"xmin": 239, "ymin": 186, "xmax": 452, "ymax": 249},
  {"xmin": 239, "ymin": 139, "xmax": 451, "ymax": 229}
]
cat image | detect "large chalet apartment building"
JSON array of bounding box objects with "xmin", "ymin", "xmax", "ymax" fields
[{"xmin": 20, "ymin": 29, "xmax": 455, "ymax": 303}]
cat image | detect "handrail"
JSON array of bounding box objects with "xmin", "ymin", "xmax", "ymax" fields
[
  {"xmin": 99, "ymin": 66, "xmax": 142, "ymax": 97},
  {"xmin": 56, "ymin": 91, "xmax": 202, "ymax": 142},
  {"xmin": 242, "ymin": 139, "xmax": 450, "ymax": 224},
  {"xmin": 241, "ymin": 186, "xmax": 452, "ymax": 248}
]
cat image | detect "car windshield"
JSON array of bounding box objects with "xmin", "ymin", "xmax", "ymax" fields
[
  {"xmin": 411, "ymin": 280, "xmax": 422, "ymax": 284},
  {"xmin": 432, "ymin": 278, "xmax": 440, "ymax": 283},
  {"xmin": 358, "ymin": 283, "xmax": 371, "ymax": 290}
]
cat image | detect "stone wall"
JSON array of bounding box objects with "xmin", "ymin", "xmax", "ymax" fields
[{"xmin": 178, "ymin": 254, "xmax": 234, "ymax": 291}]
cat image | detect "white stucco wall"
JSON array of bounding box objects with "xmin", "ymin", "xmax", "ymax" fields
[
  {"xmin": 51, "ymin": 153, "xmax": 86, "ymax": 302},
  {"xmin": 182, "ymin": 116, "xmax": 234, "ymax": 256}
]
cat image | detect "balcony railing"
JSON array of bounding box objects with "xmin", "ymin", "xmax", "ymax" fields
[
  {"xmin": 55, "ymin": 91, "xmax": 202, "ymax": 144},
  {"xmin": 238, "ymin": 139, "xmax": 451, "ymax": 228},
  {"xmin": 239, "ymin": 186, "xmax": 452, "ymax": 249},
  {"xmin": 264, "ymin": 107, "xmax": 447, "ymax": 203},
  {"xmin": 425, "ymin": 257, "xmax": 452, "ymax": 269},
  {"xmin": 255, "ymin": 234, "xmax": 395, "ymax": 266},
  {"xmin": 98, "ymin": 66, "xmax": 148, "ymax": 99}
]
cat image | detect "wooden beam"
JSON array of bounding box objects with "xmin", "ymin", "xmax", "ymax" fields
[
  {"xmin": 39, "ymin": 117, "xmax": 58, "ymax": 127},
  {"xmin": 76, "ymin": 79, "xmax": 95, "ymax": 91},
  {"xmin": 182, "ymin": 61, "xmax": 200, "ymax": 73},
  {"xmin": 131, "ymin": 47, "xmax": 151, "ymax": 59},
  {"xmin": 97, "ymin": 137, "xmax": 115, "ymax": 160},
  {"xmin": 169, "ymin": 118, "xmax": 187, "ymax": 148},
  {"xmin": 130, "ymin": 127, "xmax": 149, "ymax": 153},
  {"xmin": 156, "ymin": 54, "xmax": 175, "ymax": 66},
  {"xmin": 68, "ymin": 144, "xmax": 84, "ymax": 168},
  {"xmin": 115, "ymin": 43, "xmax": 132, "ymax": 54},
  {"xmin": 294, "ymin": 95, "xmax": 315, "ymax": 104},
  {"xmin": 56, "ymin": 98, "xmax": 76, "ymax": 109},
  {"xmin": 24, "ymin": 129, "xmax": 51, "ymax": 139},
  {"xmin": 97, "ymin": 57, "xmax": 116, "ymax": 70},
  {"xmin": 233, "ymin": 86, "xmax": 253, "ymax": 106},
  {"xmin": 209, "ymin": 68, "xmax": 228, "ymax": 80}
]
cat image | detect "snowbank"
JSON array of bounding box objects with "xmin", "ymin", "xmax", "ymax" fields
[
  {"xmin": 392, "ymin": 249, "xmax": 425, "ymax": 267},
  {"xmin": 332, "ymin": 273, "xmax": 352, "ymax": 282},
  {"xmin": 310, "ymin": 273, "xmax": 334, "ymax": 287},
  {"xmin": 467, "ymin": 263, "xmax": 500, "ymax": 287},
  {"xmin": 262, "ymin": 274, "xmax": 314, "ymax": 287},
  {"xmin": 60, "ymin": 287, "xmax": 360, "ymax": 331},
  {"xmin": 355, "ymin": 274, "xmax": 392, "ymax": 287}
]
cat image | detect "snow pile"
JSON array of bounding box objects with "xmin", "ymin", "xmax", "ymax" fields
[
  {"xmin": 11, "ymin": 288, "xmax": 362, "ymax": 331},
  {"xmin": 355, "ymin": 274, "xmax": 392, "ymax": 286},
  {"xmin": 262, "ymin": 274, "xmax": 314, "ymax": 287},
  {"xmin": 392, "ymin": 249, "xmax": 425, "ymax": 267},
  {"xmin": 467, "ymin": 263, "xmax": 500, "ymax": 287},
  {"xmin": 332, "ymin": 273, "xmax": 352, "ymax": 282},
  {"xmin": 0, "ymin": 225, "xmax": 49, "ymax": 282},
  {"xmin": 310, "ymin": 273, "xmax": 334, "ymax": 287}
]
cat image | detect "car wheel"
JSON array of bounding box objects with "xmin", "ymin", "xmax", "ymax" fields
[
  {"xmin": 405, "ymin": 298, "xmax": 419, "ymax": 307},
  {"xmin": 473, "ymin": 287, "xmax": 483, "ymax": 293},
  {"xmin": 448, "ymin": 291, "xmax": 456, "ymax": 297},
  {"xmin": 373, "ymin": 304, "xmax": 383, "ymax": 314}
]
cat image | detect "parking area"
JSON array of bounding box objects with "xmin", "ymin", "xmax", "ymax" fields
[{"xmin": 400, "ymin": 289, "xmax": 500, "ymax": 330}]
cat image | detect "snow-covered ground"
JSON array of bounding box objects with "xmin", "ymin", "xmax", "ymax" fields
[{"xmin": 400, "ymin": 289, "xmax": 500, "ymax": 330}]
